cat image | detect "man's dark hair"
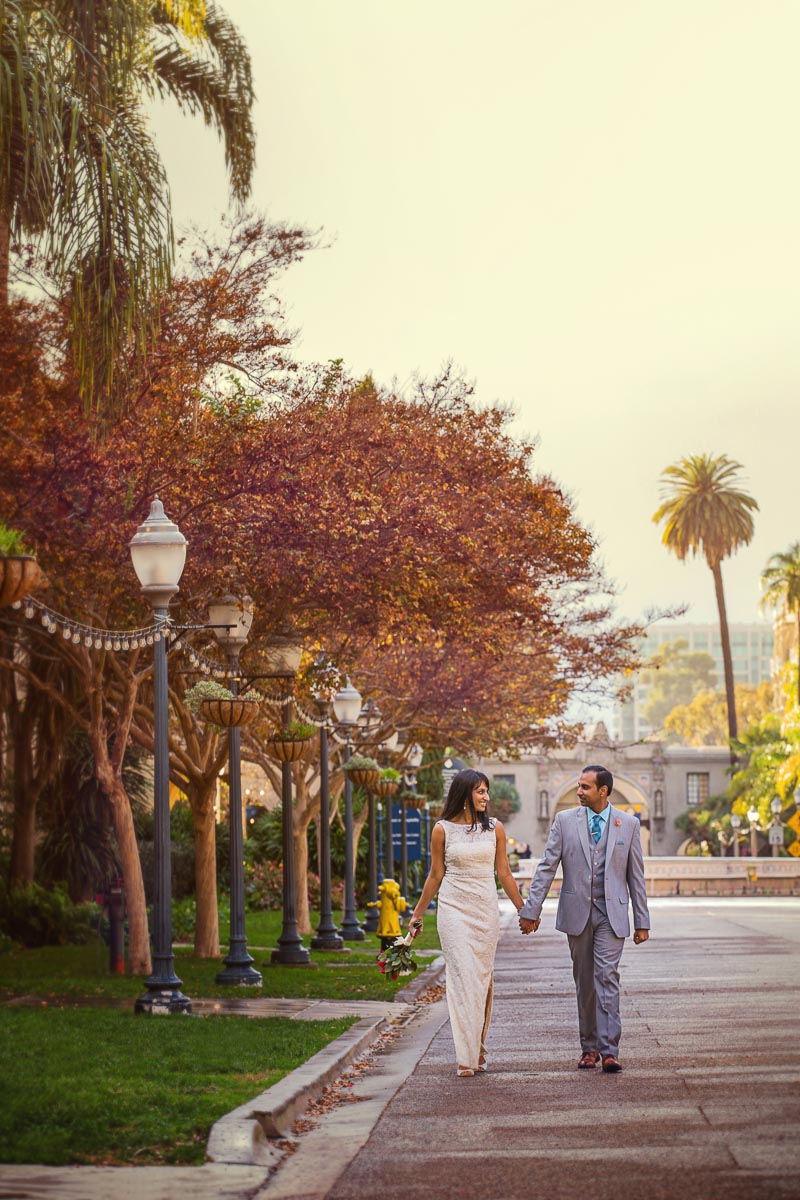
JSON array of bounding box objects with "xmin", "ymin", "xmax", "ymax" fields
[{"xmin": 584, "ymin": 764, "xmax": 614, "ymax": 796}]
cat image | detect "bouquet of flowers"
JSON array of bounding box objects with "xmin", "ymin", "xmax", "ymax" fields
[{"xmin": 377, "ymin": 931, "xmax": 418, "ymax": 980}]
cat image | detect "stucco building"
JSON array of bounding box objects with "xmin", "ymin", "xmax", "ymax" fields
[{"xmin": 478, "ymin": 723, "xmax": 730, "ymax": 857}]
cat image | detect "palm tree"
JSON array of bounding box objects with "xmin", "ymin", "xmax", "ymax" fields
[
  {"xmin": 761, "ymin": 542, "xmax": 800, "ymax": 706},
  {"xmin": 0, "ymin": 0, "xmax": 255, "ymax": 417},
  {"xmin": 653, "ymin": 454, "xmax": 758, "ymax": 756}
]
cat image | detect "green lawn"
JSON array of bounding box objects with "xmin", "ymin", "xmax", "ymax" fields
[
  {"xmin": 0, "ymin": 910, "xmax": 441, "ymax": 1003},
  {"xmin": 0, "ymin": 1007, "xmax": 354, "ymax": 1165}
]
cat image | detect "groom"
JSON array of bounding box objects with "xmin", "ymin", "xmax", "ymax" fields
[{"xmin": 518, "ymin": 765, "xmax": 650, "ymax": 1073}]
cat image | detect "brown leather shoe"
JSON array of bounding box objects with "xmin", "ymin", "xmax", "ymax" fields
[
  {"xmin": 578, "ymin": 1051, "xmax": 600, "ymax": 1069},
  {"xmin": 601, "ymin": 1055, "xmax": 623, "ymax": 1073}
]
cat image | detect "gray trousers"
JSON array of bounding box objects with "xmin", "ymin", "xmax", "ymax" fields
[{"xmin": 567, "ymin": 904, "xmax": 625, "ymax": 1057}]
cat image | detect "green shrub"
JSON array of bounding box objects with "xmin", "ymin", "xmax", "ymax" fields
[
  {"xmin": 184, "ymin": 680, "xmax": 261, "ymax": 714},
  {"xmin": 169, "ymin": 897, "xmax": 231, "ymax": 942},
  {"xmin": 343, "ymin": 755, "xmax": 380, "ymax": 771},
  {"xmin": 137, "ymin": 805, "xmax": 231, "ymax": 900},
  {"xmin": 0, "ymin": 883, "xmax": 100, "ymax": 947},
  {"xmin": 244, "ymin": 861, "xmax": 342, "ymax": 912},
  {"xmin": 138, "ymin": 839, "xmax": 196, "ymax": 902},
  {"xmin": 268, "ymin": 720, "xmax": 316, "ymax": 741},
  {"xmin": 245, "ymin": 806, "xmax": 366, "ymax": 903},
  {"xmin": 0, "ymin": 522, "xmax": 31, "ymax": 556}
]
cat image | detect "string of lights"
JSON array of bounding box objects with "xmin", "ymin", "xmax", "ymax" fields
[
  {"xmin": 15, "ymin": 595, "xmax": 172, "ymax": 650},
  {"xmin": 11, "ymin": 596, "xmax": 325, "ymax": 711}
]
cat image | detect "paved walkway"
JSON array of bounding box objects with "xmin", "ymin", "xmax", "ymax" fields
[
  {"xmin": 1, "ymin": 899, "xmax": 799, "ymax": 1200},
  {"xmin": 280, "ymin": 898, "xmax": 800, "ymax": 1200}
]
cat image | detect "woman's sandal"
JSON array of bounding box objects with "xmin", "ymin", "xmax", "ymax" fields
[{"xmin": 456, "ymin": 1067, "xmax": 475, "ymax": 1078}]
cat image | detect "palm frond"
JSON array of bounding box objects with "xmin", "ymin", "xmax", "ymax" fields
[
  {"xmin": 760, "ymin": 542, "xmax": 800, "ymax": 614},
  {"xmin": 146, "ymin": 0, "xmax": 254, "ymax": 202},
  {"xmin": 0, "ymin": 0, "xmax": 62, "ymax": 233},
  {"xmin": 49, "ymin": 85, "xmax": 173, "ymax": 407},
  {"xmin": 652, "ymin": 453, "xmax": 758, "ymax": 567}
]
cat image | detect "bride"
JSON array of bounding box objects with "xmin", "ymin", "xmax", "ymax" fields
[{"xmin": 409, "ymin": 769, "xmax": 525, "ymax": 1077}]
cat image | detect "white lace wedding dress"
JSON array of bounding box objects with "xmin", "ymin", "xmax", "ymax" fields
[{"xmin": 437, "ymin": 818, "xmax": 499, "ymax": 1071}]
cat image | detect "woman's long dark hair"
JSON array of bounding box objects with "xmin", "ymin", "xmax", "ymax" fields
[{"xmin": 440, "ymin": 768, "xmax": 493, "ymax": 832}]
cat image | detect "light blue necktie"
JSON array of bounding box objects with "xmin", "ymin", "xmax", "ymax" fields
[{"xmin": 589, "ymin": 813, "xmax": 602, "ymax": 844}]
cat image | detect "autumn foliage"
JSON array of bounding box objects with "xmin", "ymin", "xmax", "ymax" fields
[{"xmin": 0, "ymin": 216, "xmax": 639, "ymax": 956}]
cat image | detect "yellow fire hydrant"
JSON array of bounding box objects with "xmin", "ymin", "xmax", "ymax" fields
[{"xmin": 367, "ymin": 878, "xmax": 409, "ymax": 949}]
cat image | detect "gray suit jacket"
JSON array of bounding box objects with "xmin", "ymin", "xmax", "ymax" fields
[{"xmin": 519, "ymin": 805, "xmax": 650, "ymax": 938}]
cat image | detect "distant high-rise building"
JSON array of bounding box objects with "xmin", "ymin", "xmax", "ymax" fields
[
  {"xmin": 771, "ymin": 603, "xmax": 799, "ymax": 682},
  {"xmin": 611, "ymin": 622, "xmax": 774, "ymax": 743}
]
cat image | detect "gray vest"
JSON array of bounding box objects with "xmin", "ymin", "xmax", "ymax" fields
[{"xmin": 589, "ymin": 815, "xmax": 609, "ymax": 914}]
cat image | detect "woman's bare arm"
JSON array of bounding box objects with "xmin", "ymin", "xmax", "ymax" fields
[
  {"xmin": 494, "ymin": 820, "xmax": 524, "ymax": 910},
  {"xmin": 409, "ymin": 822, "xmax": 446, "ymax": 932}
]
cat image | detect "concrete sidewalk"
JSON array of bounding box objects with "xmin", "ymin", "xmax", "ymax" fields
[
  {"xmin": 292, "ymin": 898, "xmax": 800, "ymax": 1200},
  {"xmin": 0, "ymin": 962, "xmax": 444, "ymax": 1200}
]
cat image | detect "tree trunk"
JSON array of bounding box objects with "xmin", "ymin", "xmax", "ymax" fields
[
  {"xmin": 107, "ymin": 775, "xmax": 151, "ymax": 976},
  {"xmin": 290, "ymin": 769, "xmax": 320, "ymax": 936},
  {"xmin": 9, "ymin": 765, "xmax": 36, "ymax": 887},
  {"xmin": 711, "ymin": 559, "xmax": 738, "ymax": 763},
  {"xmin": 190, "ymin": 780, "xmax": 220, "ymax": 958},
  {"xmin": 8, "ymin": 712, "xmax": 36, "ymax": 886},
  {"xmin": 0, "ymin": 210, "xmax": 10, "ymax": 308},
  {"xmin": 90, "ymin": 722, "xmax": 151, "ymax": 975},
  {"xmin": 7, "ymin": 651, "xmax": 58, "ymax": 888}
]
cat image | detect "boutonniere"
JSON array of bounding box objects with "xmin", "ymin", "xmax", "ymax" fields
[{"xmin": 614, "ymin": 818, "xmax": 622, "ymax": 826}]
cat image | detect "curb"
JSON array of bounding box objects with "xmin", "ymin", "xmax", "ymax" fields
[
  {"xmin": 206, "ymin": 952, "xmax": 446, "ymax": 1165},
  {"xmin": 394, "ymin": 952, "xmax": 445, "ymax": 1002},
  {"xmin": 206, "ymin": 1014, "xmax": 385, "ymax": 1160}
]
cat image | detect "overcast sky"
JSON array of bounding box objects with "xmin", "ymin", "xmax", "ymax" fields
[{"xmin": 152, "ymin": 0, "xmax": 797, "ymax": 631}]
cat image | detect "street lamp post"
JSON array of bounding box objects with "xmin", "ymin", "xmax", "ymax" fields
[
  {"xmin": 376, "ymin": 802, "xmax": 385, "ymax": 884},
  {"xmin": 384, "ymin": 785, "xmax": 395, "ymax": 885},
  {"xmin": 363, "ymin": 782, "xmax": 380, "ymax": 935},
  {"xmin": 747, "ymin": 806, "xmax": 760, "ymax": 858},
  {"xmin": 730, "ymin": 812, "xmax": 741, "ymax": 858},
  {"xmin": 310, "ymin": 694, "xmax": 344, "ymax": 951},
  {"xmin": 129, "ymin": 498, "xmax": 191, "ymax": 1015},
  {"xmin": 422, "ymin": 800, "xmax": 436, "ymax": 910},
  {"xmin": 333, "ymin": 679, "xmax": 365, "ymax": 941},
  {"xmin": 358, "ymin": 699, "xmax": 383, "ymax": 936},
  {"xmin": 269, "ymin": 635, "xmax": 310, "ymax": 966},
  {"xmin": 399, "ymin": 801, "xmax": 409, "ymax": 899},
  {"xmin": 374, "ymin": 731, "xmax": 398, "ymax": 899},
  {"xmin": 770, "ymin": 795, "xmax": 783, "ymax": 859},
  {"xmin": 401, "ymin": 743, "xmax": 424, "ymax": 902},
  {"xmin": 208, "ymin": 596, "xmax": 262, "ymax": 987}
]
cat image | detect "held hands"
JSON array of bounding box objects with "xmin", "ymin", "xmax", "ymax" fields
[
  {"xmin": 633, "ymin": 929, "xmax": 649, "ymax": 945},
  {"xmin": 519, "ymin": 917, "xmax": 540, "ymax": 935}
]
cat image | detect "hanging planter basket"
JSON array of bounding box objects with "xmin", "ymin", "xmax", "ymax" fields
[
  {"xmin": 0, "ymin": 556, "xmax": 42, "ymax": 607},
  {"xmin": 401, "ymin": 793, "xmax": 426, "ymax": 810},
  {"xmin": 374, "ymin": 778, "xmax": 400, "ymax": 799},
  {"xmin": 346, "ymin": 767, "xmax": 382, "ymax": 789},
  {"xmin": 200, "ymin": 698, "xmax": 261, "ymax": 728},
  {"xmin": 427, "ymin": 802, "xmax": 444, "ymax": 818},
  {"xmin": 267, "ymin": 736, "xmax": 313, "ymax": 763}
]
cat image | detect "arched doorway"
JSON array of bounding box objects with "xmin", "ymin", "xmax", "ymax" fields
[{"xmin": 553, "ymin": 774, "xmax": 652, "ymax": 855}]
